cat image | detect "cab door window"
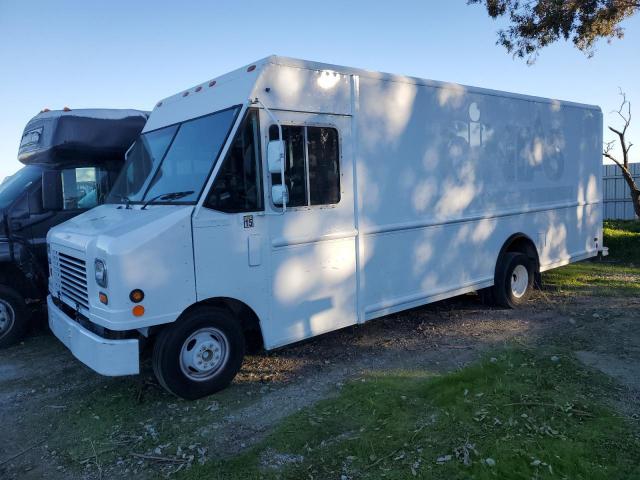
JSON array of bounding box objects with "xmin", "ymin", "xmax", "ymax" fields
[
  {"xmin": 205, "ymin": 109, "xmax": 264, "ymax": 212},
  {"xmin": 269, "ymin": 124, "xmax": 340, "ymax": 207},
  {"xmin": 60, "ymin": 167, "xmax": 109, "ymax": 210}
]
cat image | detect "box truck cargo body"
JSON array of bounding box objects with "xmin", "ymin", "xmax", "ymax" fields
[{"xmin": 47, "ymin": 56, "xmax": 604, "ymax": 399}]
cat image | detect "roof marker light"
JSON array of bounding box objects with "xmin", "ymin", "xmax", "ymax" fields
[
  {"xmin": 157, "ymin": 101, "xmax": 163, "ymax": 107},
  {"xmin": 317, "ymin": 70, "xmax": 340, "ymax": 90},
  {"xmin": 63, "ymin": 106, "xmax": 71, "ymax": 112},
  {"xmin": 41, "ymin": 108, "xmax": 50, "ymax": 113},
  {"xmin": 182, "ymin": 91, "xmax": 189, "ymax": 97},
  {"xmin": 247, "ymin": 65, "xmax": 256, "ymax": 72},
  {"xmin": 209, "ymin": 80, "xmax": 216, "ymax": 87},
  {"xmin": 195, "ymin": 86, "xmax": 202, "ymax": 92}
]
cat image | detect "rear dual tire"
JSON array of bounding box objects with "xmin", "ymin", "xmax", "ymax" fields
[{"xmin": 152, "ymin": 306, "xmax": 245, "ymax": 400}]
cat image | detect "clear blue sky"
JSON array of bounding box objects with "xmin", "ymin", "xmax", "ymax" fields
[{"xmin": 0, "ymin": 0, "xmax": 638, "ymax": 179}]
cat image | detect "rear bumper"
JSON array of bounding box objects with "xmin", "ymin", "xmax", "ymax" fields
[{"xmin": 48, "ymin": 295, "xmax": 140, "ymax": 376}]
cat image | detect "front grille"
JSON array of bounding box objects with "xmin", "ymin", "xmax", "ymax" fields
[{"xmin": 57, "ymin": 252, "xmax": 89, "ymax": 310}]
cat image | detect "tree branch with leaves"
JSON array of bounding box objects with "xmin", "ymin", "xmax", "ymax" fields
[
  {"xmin": 469, "ymin": 0, "xmax": 639, "ymax": 63},
  {"xmin": 603, "ymin": 90, "xmax": 640, "ymax": 218}
]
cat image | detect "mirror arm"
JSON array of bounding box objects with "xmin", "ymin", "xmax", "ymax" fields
[{"xmin": 250, "ymin": 97, "xmax": 286, "ymax": 213}]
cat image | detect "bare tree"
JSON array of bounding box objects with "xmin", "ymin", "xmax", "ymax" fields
[{"xmin": 603, "ymin": 91, "xmax": 640, "ymax": 218}]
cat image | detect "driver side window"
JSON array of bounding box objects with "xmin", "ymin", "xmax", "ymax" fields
[{"xmin": 205, "ymin": 109, "xmax": 264, "ymax": 213}]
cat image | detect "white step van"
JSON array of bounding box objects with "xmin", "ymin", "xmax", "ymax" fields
[{"xmin": 47, "ymin": 56, "xmax": 605, "ymax": 399}]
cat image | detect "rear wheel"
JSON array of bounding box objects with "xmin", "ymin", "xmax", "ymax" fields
[
  {"xmin": 152, "ymin": 306, "xmax": 245, "ymax": 400},
  {"xmin": 0, "ymin": 285, "xmax": 29, "ymax": 348},
  {"xmin": 493, "ymin": 252, "xmax": 534, "ymax": 308}
]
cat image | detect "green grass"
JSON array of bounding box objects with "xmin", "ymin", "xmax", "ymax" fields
[
  {"xmin": 543, "ymin": 262, "xmax": 640, "ymax": 295},
  {"xmin": 543, "ymin": 220, "xmax": 640, "ymax": 295},
  {"xmin": 182, "ymin": 349, "xmax": 639, "ymax": 479},
  {"xmin": 53, "ymin": 373, "xmax": 258, "ymax": 472}
]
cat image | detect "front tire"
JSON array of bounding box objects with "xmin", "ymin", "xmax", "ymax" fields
[
  {"xmin": 152, "ymin": 306, "xmax": 245, "ymax": 400},
  {"xmin": 493, "ymin": 252, "xmax": 534, "ymax": 308},
  {"xmin": 0, "ymin": 285, "xmax": 29, "ymax": 348}
]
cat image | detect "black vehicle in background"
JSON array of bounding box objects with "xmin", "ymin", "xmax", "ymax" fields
[{"xmin": 0, "ymin": 108, "xmax": 148, "ymax": 347}]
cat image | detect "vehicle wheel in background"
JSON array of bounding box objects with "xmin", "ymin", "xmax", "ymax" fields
[
  {"xmin": 493, "ymin": 252, "xmax": 534, "ymax": 308},
  {"xmin": 152, "ymin": 306, "xmax": 245, "ymax": 400},
  {"xmin": 0, "ymin": 285, "xmax": 29, "ymax": 348}
]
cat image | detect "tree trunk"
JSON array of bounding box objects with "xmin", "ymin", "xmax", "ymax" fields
[
  {"xmin": 631, "ymin": 186, "xmax": 640, "ymax": 219},
  {"xmin": 621, "ymin": 168, "xmax": 640, "ymax": 219}
]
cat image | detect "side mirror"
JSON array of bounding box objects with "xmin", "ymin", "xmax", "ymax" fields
[
  {"xmin": 42, "ymin": 170, "xmax": 63, "ymax": 211},
  {"xmin": 267, "ymin": 140, "xmax": 285, "ymax": 174},
  {"xmin": 272, "ymin": 184, "xmax": 289, "ymax": 206}
]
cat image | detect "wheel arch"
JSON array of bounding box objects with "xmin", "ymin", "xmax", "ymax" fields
[
  {"xmin": 159, "ymin": 296, "xmax": 265, "ymax": 352},
  {"xmin": 495, "ymin": 233, "xmax": 540, "ymax": 284}
]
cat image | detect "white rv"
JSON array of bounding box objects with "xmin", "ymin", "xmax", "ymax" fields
[{"xmin": 47, "ymin": 56, "xmax": 605, "ymax": 399}]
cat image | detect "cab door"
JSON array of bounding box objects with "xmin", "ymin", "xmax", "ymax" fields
[
  {"xmin": 260, "ymin": 110, "xmax": 358, "ymax": 349},
  {"xmin": 192, "ymin": 108, "xmax": 269, "ymax": 324}
]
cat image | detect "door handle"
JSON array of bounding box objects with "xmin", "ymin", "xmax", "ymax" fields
[{"xmin": 248, "ymin": 234, "xmax": 262, "ymax": 266}]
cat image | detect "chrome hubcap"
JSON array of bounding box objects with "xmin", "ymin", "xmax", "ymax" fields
[
  {"xmin": 511, "ymin": 264, "xmax": 529, "ymax": 298},
  {"xmin": 180, "ymin": 327, "xmax": 229, "ymax": 381},
  {"xmin": 0, "ymin": 300, "xmax": 15, "ymax": 337}
]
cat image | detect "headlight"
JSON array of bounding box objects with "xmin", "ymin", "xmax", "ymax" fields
[{"xmin": 94, "ymin": 259, "xmax": 107, "ymax": 287}]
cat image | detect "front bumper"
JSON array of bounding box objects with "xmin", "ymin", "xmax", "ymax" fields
[{"xmin": 48, "ymin": 295, "xmax": 140, "ymax": 376}]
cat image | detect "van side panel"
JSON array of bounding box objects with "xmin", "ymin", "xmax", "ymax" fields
[{"xmin": 355, "ymin": 76, "xmax": 602, "ymax": 320}]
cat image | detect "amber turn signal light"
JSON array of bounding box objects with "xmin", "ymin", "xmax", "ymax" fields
[
  {"xmin": 129, "ymin": 289, "xmax": 144, "ymax": 303},
  {"xmin": 99, "ymin": 292, "xmax": 108, "ymax": 305},
  {"xmin": 132, "ymin": 305, "xmax": 145, "ymax": 317}
]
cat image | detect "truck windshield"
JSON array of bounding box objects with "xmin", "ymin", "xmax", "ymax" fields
[
  {"xmin": 108, "ymin": 106, "xmax": 240, "ymax": 205},
  {"xmin": 0, "ymin": 165, "xmax": 43, "ymax": 210}
]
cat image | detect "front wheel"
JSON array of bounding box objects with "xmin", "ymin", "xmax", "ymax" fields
[
  {"xmin": 0, "ymin": 285, "xmax": 29, "ymax": 348},
  {"xmin": 493, "ymin": 252, "xmax": 534, "ymax": 308},
  {"xmin": 152, "ymin": 306, "xmax": 245, "ymax": 400}
]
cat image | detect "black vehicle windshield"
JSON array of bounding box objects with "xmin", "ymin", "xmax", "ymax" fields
[
  {"xmin": 107, "ymin": 106, "xmax": 241, "ymax": 205},
  {"xmin": 0, "ymin": 164, "xmax": 43, "ymax": 210}
]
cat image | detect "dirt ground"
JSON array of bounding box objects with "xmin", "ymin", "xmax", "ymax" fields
[{"xmin": 1, "ymin": 288, "xmax": 638, "ymax": 479}]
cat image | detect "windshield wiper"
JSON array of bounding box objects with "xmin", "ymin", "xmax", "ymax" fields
[
  {"xmin": 112, "ymin": 194, "xmax": 132, "ymax": 209},
  {"xmin": 141, "ymin": 190, "xmax": 194, "ymax": 210}
]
